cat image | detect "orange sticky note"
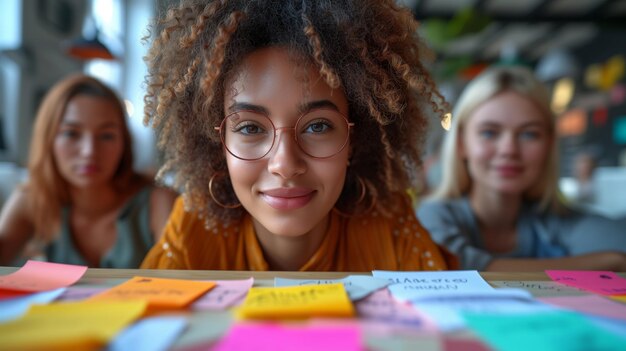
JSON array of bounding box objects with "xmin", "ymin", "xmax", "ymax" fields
[
  {"xmin": 0, "ymin": 260, "xmax": 87, "ymax": 300},
  {"xmin": 236, "ymin": 283, "xmax": 354, "ymax": 320},
  {"xmin": 90, "ymin": 276, "xmax": 216, "ymax": 309}
]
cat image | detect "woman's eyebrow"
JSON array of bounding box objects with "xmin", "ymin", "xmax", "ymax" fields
[
  {"xmin": 227, "ymin": 102, "xmax": 269, "ymax": 115},
  {"xmin": 298, "ymin": 100, "xmax": 340, "ymax": 114}
]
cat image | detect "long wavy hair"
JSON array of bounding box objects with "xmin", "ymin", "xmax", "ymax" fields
[
  {"xmin": 26, "ymin": 74, "xmax": 138, "ymax": 239},
  {"xmin": 432, "ymin": 65, "xmax": 563, "ymax": 212},
  {"xmin": 144, "ymin": 0, "xmax": 447, "ymax": 226}
]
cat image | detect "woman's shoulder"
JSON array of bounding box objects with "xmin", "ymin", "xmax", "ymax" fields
[{"xmin": 0, "ymin": 187, "xmax": 33, "ymax": 221}]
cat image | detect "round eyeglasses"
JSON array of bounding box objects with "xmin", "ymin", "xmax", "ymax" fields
[{"xmin": 215, "ymin": 108, "xmax": 354, "ymax": 161}]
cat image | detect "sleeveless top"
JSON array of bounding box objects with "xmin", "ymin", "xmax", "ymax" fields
[
  {"xmin": 141, "ymin": 193, "xmax": 458, "ymax": 271},
  {"xmin": 45, "ymin": 186, "xmax": 154, "ymax": 268}
]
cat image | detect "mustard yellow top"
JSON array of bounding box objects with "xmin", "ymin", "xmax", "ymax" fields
[{"xmin": 141, "ymin": 194, "xmax": 457, "ymax": 271}]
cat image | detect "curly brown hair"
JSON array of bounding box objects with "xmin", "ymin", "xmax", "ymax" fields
[{"xmin": 144, "ymin": 0, "xmax": 447, "ymax": 226}]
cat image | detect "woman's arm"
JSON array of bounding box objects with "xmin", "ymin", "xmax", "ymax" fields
[
  {"xmin": 0, "ymin": 189, "xmax": 35, "ymax": 265},
  {"xmin": 486, "ymin": 252, "xmax": 626, "ymax": 271},
  {"xmin": 417, "ymin": 200, "xmax": 493, "ymax": 270}
]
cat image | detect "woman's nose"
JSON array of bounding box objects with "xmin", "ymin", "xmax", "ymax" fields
[
  {"xmin": 266, "ymin": 129, "xmax": 306, "ymax": 179},
  {"xmin": 79, "ymin": 135, "xmax": 96, "ymax": 156},
  {"xmin": 499, "ymin": 133, "xmax": 519, "ymax": 155}
]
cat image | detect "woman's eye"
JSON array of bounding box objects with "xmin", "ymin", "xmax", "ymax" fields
[
  {"xmin": 520, "ymin": 130, "xmax": 540, "ymax": 140},
  {"xmin": 304, "ymin": 120, "xmax": 332, "ymax": 134},
  {"xmin": 99, "ymin": 132, "xmax": 117, "ymax": 141},
  {"xmin": 479, "ymin": 129, "xmax": 497, "ymax": 139},
  {"xmin": 233, "ymin": 123, "xmax": 265, "ymax": 135},
  {"xmin": 60, "ymin": 130, "xmax": 80, "ymax": 139}
]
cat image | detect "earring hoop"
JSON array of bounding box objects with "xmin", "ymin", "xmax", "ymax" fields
[
  {"xmin": 333, "ymin": 175, "xmax": 373, "ymax": 217},
  {"xmin": 209, "ymin": 173, "xmax": 242, "ymax": 209}
]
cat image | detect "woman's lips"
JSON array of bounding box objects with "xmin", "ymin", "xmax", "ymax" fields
[
  {"xmin": 76, "ymin": 164, "xmax": 100, "ymax": 175},
  {"xmin": 495, "ymin": 165, "xmax": 523, "ymax": 177},
  {"xmin": 261, "ymin": 188, "xmax": 315, "ymax": 210}
]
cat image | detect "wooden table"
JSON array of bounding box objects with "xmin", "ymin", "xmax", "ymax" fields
[{"xmin": 1, "ymin": 268, "xmax": 621, "ymax": 350}]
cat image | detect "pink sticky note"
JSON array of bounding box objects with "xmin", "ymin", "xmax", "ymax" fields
[
  {"xmin": 546, "ymin": 270, "xmax": 626, "ymax": 296},
  {"xmin": 0, "ymin": 260, "xmax": 87, "ymax": 298},
  {"xmin": 538, "ymin": 295, "xmax": 626, "ymax": 322},
  {"xmin": 192, "ymin": 278, "xmax": 254, "ymax": 310},
  {"xmin": 212, "ymin": 323, "xmax": 364, "ymax": 351}
]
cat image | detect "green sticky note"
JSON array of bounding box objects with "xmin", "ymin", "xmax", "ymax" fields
[{"xmin": 462, "ymin": 311, "xmax": 626, "ymax": 351}]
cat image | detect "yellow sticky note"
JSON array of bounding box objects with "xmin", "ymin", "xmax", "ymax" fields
[
  {"xmin": 90, "ymin": 276, "xmax": 215, "ymax": 309},
  {"xmin": 0, "ymin": 300, "xmax": 146, "ymax": 351},
  {"xmin": 236, "ymin": 283, "xmax": 354, "ymax": 320},
  {"xmin": 611, "ymin": 295, "xmax": 626, "ymax": 303}
]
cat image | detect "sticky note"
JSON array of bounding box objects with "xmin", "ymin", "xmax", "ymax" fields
[
  {"xmin": 274, "ymin": 275, "xmax": 388, "ymax": 300},
  {"xmin": 546, "ymin": 270, "xmax": 626, "ymax": 296},
  {"xmin": 192, "ymin": 278, "xmax": 254, "ymax": 310},
  {"xmin": 539, "ymin": 295, "xmax": 626, "ymax": 322},
  {"xmin": 463, "ymin": 311, "xmax": 626, "ymax": 351},
  {"xmin": 0, "ymin": 300, "xmax": 146, "ymax": 350},
  {"xmin": 90, "ymin": 276, "xmax": 216, "ymax": 309},
  {"xmin": 212, "ymin": 323, "xmax": 363, "ymax": 351},
  {"xmin": 0, "ymin": 260, "xmax": 87, "ymax": 299},
  {"xmin": 236, "ymin": 283, "xmax": 354, "ymax": 319}
]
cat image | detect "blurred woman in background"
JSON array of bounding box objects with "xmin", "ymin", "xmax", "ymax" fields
[
  {"xmin": 0, "ymin": 74, "xmax": 177, "ymax": 267},
  {"xmin": 417, "ymin": 66, "xmax": 626, "ymax": 271}
]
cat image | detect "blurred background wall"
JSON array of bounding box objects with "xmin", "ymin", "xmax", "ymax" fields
[{"xmin": 0, "ymin": 0, "xmax": 625, "ymax": 215}]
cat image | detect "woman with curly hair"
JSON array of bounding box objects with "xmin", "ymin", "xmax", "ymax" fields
[
  {"xmin": 140, "ymin": 0, "xmax": 458, "ymax": 271},
  {"xmin": 0, "ymin": 74, "xmax": 178, "ymax": 267}
]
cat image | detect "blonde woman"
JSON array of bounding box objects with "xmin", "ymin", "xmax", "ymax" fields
[{"xmin": 417, "ymin": 66, "xmax": 626, "ymax": 271}]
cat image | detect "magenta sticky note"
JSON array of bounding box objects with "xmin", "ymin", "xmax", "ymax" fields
[
  {"xmin": 0, "ymin": 261, "xmax": 87, "ymax": 296},
  {"xmin": 539, "ymin": 295, "xmax": 626, "ymax": 322},
  {"xmin": 545, "ymin": 270, "xmax": 626, "ymax": 296},
  {"xmin": 212, "ymin": 322, "xmax": 363, "ymax": 351}
]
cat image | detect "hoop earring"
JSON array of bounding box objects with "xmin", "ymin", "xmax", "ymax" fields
[
  {"xmin": 333, "ymin": 175, "xmax": 373, "ymax": 217},
  {"xmin": 209, "ymin": 173, "xmax": 242, "ymax": 209}
]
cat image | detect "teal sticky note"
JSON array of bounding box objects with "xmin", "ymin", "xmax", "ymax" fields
[
  {"xmin": 462, "ymin": 311, "xmax": 626, "ymax": 351},
  {"xmin": 613, "ymin": 116, "xmax": 626, "ymax": 145}
]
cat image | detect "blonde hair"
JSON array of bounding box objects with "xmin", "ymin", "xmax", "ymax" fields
[
  {"xmin": 26, "ymin": 74, "xmax": 140, "ymax": 240},
  {"xmin": 432, "ymin": 65, "xmax": 563, "ymax": 212}
]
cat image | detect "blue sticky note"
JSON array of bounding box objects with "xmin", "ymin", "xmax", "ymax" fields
[
  {"xmin": 463, "ymin": 311, "xmax": 626, "ymax": 351},
  {"xmin": 109, "ymin": 316, "xmax": 187, "ymax": 351},
  {"xmin": 0, "ymin": 288, "xmax": 65, "ymax": 322}
]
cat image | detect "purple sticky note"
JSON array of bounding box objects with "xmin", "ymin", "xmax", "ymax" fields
[
  {"xmin": 212, "ymin": 322, "xmax": 363, "ymax": 351},
  {"xmin": 57, "ymin": 287, "xmax": 107, "ymax": 301},
  {"xmin": 355, "ymin": 289, "xmax": 435, "ymax": 333},
  {"xmin": 546, "ymin": 270, "xmax": 626, "ymax": 296},
  {"xmin": 192, "ymin": 278, "xmax": 253, "ymax": 311}
]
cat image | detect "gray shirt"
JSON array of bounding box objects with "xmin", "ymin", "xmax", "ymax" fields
[{"xmin": 417, "ymin": 197, "xmax": 626, "ymax": 270}]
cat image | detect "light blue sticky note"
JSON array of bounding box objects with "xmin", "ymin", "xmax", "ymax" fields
[
  {"xmin": 372, "ymin": 270, "xmax": 494, "ymax": 302},
  {"xmin": 274, "ymin": 275, "xmax": 389, "ymax": 300},
  {"xmin": 0, "ymin": 288, "xmax": 66, "ymax": 322},
  {"xmin": 463, "ymin": 311, "xmax": 626, "ymax": 351},
  {"xmin": 109, "ymin": 316, "xmax": 188, "ymax": 351}
]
